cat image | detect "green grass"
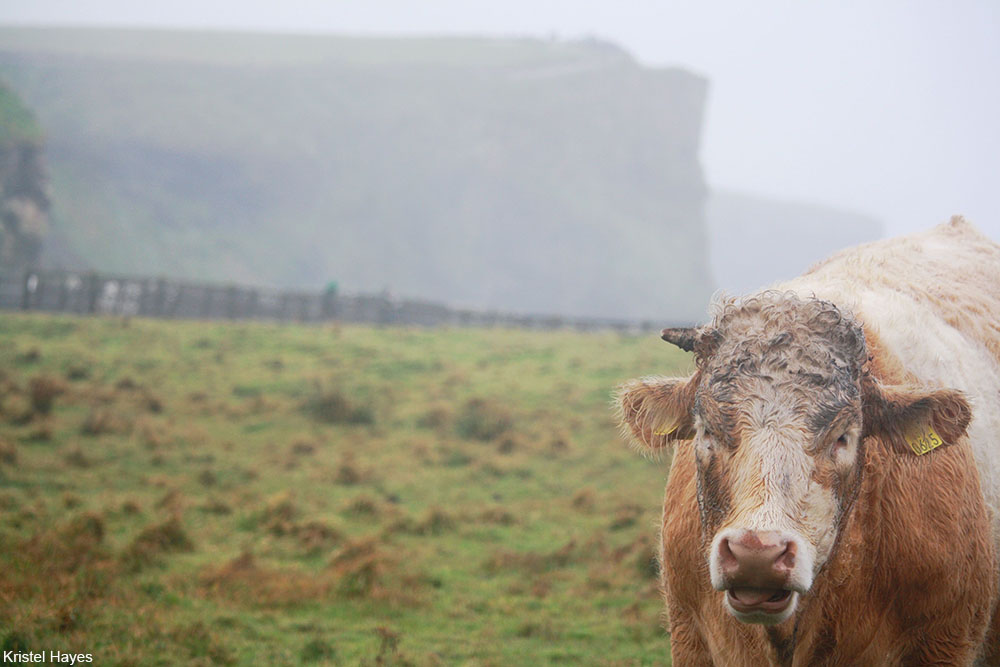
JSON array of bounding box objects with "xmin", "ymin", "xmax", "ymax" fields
[{"xmin": 0, "ymin": 313, "xmax": 692, "ymax": 665}]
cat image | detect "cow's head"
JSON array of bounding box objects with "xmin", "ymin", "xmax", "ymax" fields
[{"xmin": 617, "ymin": 292, "xmax": 971, "ymax": 625}]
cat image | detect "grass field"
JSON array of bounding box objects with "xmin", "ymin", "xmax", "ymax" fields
[{"xmin": 0, "ymin": 313, "xmax": 692, "ymax": 665}]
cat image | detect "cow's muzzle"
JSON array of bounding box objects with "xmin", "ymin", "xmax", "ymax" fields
[{"xmin": 711, "ymin": 529, "xmax": 809, "ymax": 625}]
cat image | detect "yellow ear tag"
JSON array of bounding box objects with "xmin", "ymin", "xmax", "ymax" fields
[
  {"xmin": 904, "ymin": 423, "xmax": 944, "ymax": 456},
  {"xmin": 653, "ymin": 423, "xmax": 678, "ymax": 437}
]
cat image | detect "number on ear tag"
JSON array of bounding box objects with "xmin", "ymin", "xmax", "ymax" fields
[{"xmin": 904, "ymin": 423, "xmax": 944, "ymax": 456}]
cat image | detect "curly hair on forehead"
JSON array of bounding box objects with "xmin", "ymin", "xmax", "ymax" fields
[{"xmin": 696, "ymin": 291, "xmax": 869, "ymax": 376}]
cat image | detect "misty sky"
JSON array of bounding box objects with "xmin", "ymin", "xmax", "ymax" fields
[{"xmin": 3, "ymin": 1, "xmax": 999, "ymax": 240}]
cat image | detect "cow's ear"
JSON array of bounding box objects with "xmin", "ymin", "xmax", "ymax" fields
[
  {"xmin": 861, "ymin": 376, "xmax": 971, "ymax": 456},
  {"xmin": 616, "ymin": 375, "xmax": 698, "ymax": 452}
]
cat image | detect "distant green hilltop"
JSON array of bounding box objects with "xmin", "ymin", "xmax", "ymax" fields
[
  {"xmin": 0, "ymin": 80, "xmax": 43, "ymax": 146},
  {"xmin": 0, "ymin": 27, "xmax": 879, "ymax": 320}
]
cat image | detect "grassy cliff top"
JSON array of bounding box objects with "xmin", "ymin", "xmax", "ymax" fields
[
  {"xmin": 0, "ymin": 79, "xmax": 42, "ymax": 145},
  {"xmin": 0, "ymin": 25, "xmax": 678, "ymax": 71}
]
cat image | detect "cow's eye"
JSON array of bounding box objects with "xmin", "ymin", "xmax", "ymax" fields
[{"xmin": 833, "ymin": 434, "xmax": 849, "ymax": 451}]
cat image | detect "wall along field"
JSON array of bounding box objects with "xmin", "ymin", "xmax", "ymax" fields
[{"xmin": 0, "ymin": 314, "xmax": 692, "ymax": 665}]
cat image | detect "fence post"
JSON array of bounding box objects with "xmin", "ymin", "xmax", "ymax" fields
[
  {"xmin": 300, "ymin": 294, "xmax": 309, "ymax": 322},
  {"xmin": 21, "ymin": 270, "xmax": 33, "ymax": 310},
  {"xmin": 247, "ymin": 290, "xmax": 259, "ymax": 319},
  {"xmin": 278, "ymin": 293, "xmax": 289, "ymax": 322},
  {"xmin": 86, "ymin": 274, "xmax": 100, "ymax": 313},
  {"xmin": 112, "ymin": 280, "xmax": 124, "ymax": 315},
  {"xmin": 200, "ymin": 287, "xmax": 214, "ymax": 319},
  {"xmin": 152, "ymin": 278, "xmax": 165, "ymax": 317},
  {"xmin": 139, "ymin": 278, "xmax": 153, "ymax": 316},
  {"xmin": 321, "ymin": 283, "xmax": 339, "ymax": 320},
  {"xmin": 58, "ymin": 272, "xmax": 69, "ymax": 310},
  {"xmin": 37, "ymin": 272, "xmax": 47, "ymax": 310},
  {"xmin": 225, "ymin": 285, "xmax": 238, "ymax": 319},
  {"xmin": 167, "ymin": 283, "xmax": 180, "ymax": 318}
]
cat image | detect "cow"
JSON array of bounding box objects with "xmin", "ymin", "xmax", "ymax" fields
[{"xmin": 617, "ymin": 216, "xmax": 1000, "ymax": 665}]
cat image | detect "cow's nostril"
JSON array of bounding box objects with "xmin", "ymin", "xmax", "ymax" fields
[
  {"xmin": 775, "ymin": 541, "xmax": 796, "ymax": 572},
  {"xmin": 719, "ymin": 538, "xmax": 739, "ymax": 573}
]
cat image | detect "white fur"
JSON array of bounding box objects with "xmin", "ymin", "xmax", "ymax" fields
[{"xmin": 705, "ymin": 401, "xmax": 826, "ymax": 599}]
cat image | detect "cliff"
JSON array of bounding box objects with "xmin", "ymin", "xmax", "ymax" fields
[{"xmin": 0, "ymin": 27, "xmax": 713, "ymax": 321}]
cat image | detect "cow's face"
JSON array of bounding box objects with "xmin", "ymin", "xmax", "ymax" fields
[
  {"xmin": 618, "ymin": 293, "xmax": 970, "ymax": 626},
  {"xmin": 691, "ymin": 335, "xmax": 865, "ymax": 625}
]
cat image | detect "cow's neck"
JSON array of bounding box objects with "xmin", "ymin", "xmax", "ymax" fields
[
  {"xmin": 783, "ymin": 438, "xmax": 940, "ymax": 664},
  {"xmin": 754, "ymin": 438, "xmax": 896, "ymax": 665}
]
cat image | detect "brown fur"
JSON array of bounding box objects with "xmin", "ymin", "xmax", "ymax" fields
[
  {"xmin": 617, "ymin": 375, "xmax": 699, "ymax": 450},
  {"xmin": 659, "ymin": 377, "xmax": 995, "ymax": 664}
]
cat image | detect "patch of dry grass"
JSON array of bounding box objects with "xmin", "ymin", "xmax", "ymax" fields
[
  {"xmin": 455, "ymin": 397, "xmax": 513, "ymax": 441},
  {"xmin": 27, "ymin": 375, "xmax": 67, "ymax": 415},
  {"xmin": 484, "ymin": 540, "xmax": 578, "ymax": 575},
  {"xmin": 301, "ymin": 383, "xmax": 375, "ymax": 425},
  {"xmin": 80, "ymin": 407, "xmax": 129, "ymax": 436},
  {"xmin": 121, "ymin": 516, "xmax": 194, "ymax": 571},
  {"xmin": 0, "ymin": 436, "xmax": 17, "ymax": 465},
  {"xmin": 200, "ymin": 552, "xmax": 331, "ymax": 607}
]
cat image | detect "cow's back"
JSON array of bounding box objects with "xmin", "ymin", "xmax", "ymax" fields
[
  {"xmin": 777, "ymin": 216, "xmax": 1000, "ymax": 534},
  {"xmin": 787, "ymin": 215, "xmax": 1000, "ymax": 362}
]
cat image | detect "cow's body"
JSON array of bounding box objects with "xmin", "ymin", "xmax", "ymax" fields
[{"xmin": 620, "ymin": 218, "xmax": 1000, "ymax": 665}]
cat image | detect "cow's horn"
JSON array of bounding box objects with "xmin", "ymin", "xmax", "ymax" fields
[{"xmin": 660, "ymin": 327, "xmax": 698, "ymax": 352}]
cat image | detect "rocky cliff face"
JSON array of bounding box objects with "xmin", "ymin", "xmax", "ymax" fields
[
  {"xmin": 0, "ymin": 82, "xmax": 48, "ymax": 270},
  {"xmin": 0, "ymin": 28, "xmax": 713, "ymax": 320}
]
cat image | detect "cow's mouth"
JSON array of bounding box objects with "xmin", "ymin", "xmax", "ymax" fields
[{"xmin": 726, "ymin": 587, "xmax": 794, "ymax": 615}]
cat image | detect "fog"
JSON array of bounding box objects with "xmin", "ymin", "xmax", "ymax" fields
[
  {"xmin": 1, "ymin": 3, "xmax": 997, "ymax": 318},
  {"xmin": 4, "ymin": 0, "xmax": 998, "ymax": 241}
]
